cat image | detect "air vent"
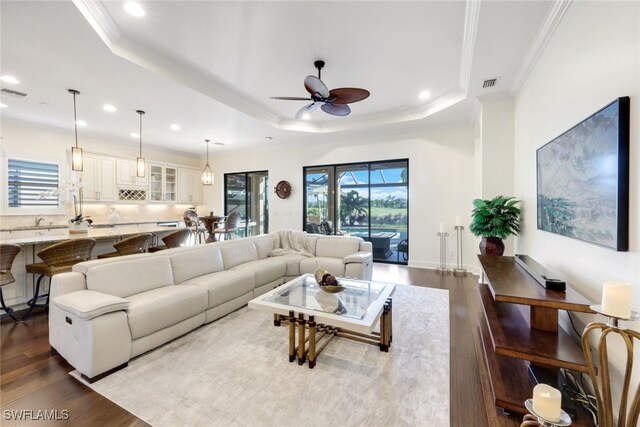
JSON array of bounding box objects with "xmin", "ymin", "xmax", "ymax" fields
[
  {"xmin": 1, "ymin": 88, "xmax": 28, "ymax": 98},
  {"xmin": 482, "ymin": 78, "xmax": 498, "ymax": 89}
]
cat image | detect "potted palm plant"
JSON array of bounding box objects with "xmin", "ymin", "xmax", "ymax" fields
[{"xmin": 470, "ymin": 195, "xmax": 521, "ymax": 255}]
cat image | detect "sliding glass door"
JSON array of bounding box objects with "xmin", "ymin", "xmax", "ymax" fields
[
  {"xmin": 303, "ymin": 159, "xmax": 408, "ymax": 264},
  {"xmin": 224, "ymin": 171, "xmax": 269, "ymax": 237}
]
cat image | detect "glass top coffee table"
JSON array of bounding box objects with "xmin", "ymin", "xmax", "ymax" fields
[{"xmin": 249, "ymin": 274, "xmax": 395, "ymax": 368}]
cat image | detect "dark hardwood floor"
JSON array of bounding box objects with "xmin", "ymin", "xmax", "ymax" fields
[{"xmin": 1, "ymin": 264, "xmax": 519, "ymax": 426}]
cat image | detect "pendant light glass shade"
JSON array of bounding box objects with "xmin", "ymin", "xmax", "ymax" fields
[
  {"xmin": 202, "ymin": 139, "xmax": 213, "ymax": 186},
  {"xmin": 69, "ymin": 89, "xmax": 83, "ymax": 171},
  {"xmin": 136, "ymin": 110, "xmax": 146, "ymax": 177}
]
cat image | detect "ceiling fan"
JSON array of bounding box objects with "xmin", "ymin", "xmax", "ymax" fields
[{"xmin": 270, "ymin": 60, "xmax": 370, "ymax": 119}]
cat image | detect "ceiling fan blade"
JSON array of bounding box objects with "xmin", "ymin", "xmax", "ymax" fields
[
  {"xmin": 304, "ymin": 75, "xmax": 330, "ymax": 98},
  {"xmin": 328, "ymin": 88, "xmax": 370, "ymax": 104},
  {"xmin": 295, "ymin": 102, "xmax": 322, "ymax": 119},
  {"xmin": 321, "ymin": 103, "xmax": 351, "ymax": 117},
  {"xmin": 270, "ymin": 96, "xmax": 313, "ymax": 101}
]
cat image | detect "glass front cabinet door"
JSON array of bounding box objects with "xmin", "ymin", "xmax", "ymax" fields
[{"xmin": 149, "ymin": 164, "xmax": 177, "ymax": 202}]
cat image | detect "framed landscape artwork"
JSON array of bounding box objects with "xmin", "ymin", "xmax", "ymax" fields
[{"xmin": 537, "ymin": 97, "xmax": 630, "ymax": 251}]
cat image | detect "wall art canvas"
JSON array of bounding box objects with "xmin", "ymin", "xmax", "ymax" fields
[{"xmin": 537, "ymin": 97, "xmax": 629, "ymax": 251}]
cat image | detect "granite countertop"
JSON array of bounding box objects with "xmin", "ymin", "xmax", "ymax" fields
[
  {"xmin": 0, "ymin": 219, "xmax": 182, "ymax": 232},
  {"xmin": 0, "ymin": 224, "xmax": 177, "ymax": 246}
]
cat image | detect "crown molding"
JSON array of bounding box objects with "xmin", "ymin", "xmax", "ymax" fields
[
  {"xmin": 73, "ymin": 0, "xmax": 121, "ymax": 47},
  {"xmin": 460, "ymin": 0, "xmax": 481, "ymax": 89},
  {"xmin": 510, "ymin": 0, "xmax": 572, "ymax": 97}
]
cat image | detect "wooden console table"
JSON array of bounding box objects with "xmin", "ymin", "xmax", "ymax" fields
[{"xmin": 477, "ymin": 255, "xmax": 595, "ymax": 425}]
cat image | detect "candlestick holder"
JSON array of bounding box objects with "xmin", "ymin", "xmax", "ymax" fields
[
  {"xmin": 581, "ymin": 306, "xmax": 640, "ymax": 427},
  {"xmin": 435, "ymin": 232, "xmax": 451, "ymax": 275},
  {"xmin": 520, "ymin": 399, "xmax": 572, "ymax": 426},
  {"xmin": 453, "ymin": 225, "xmax": 466, "ymax": 276}
]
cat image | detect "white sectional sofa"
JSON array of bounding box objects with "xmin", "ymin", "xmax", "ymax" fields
[{"xmin": 49, "ymin": 232, "xmax": 372, "ymax": 381}]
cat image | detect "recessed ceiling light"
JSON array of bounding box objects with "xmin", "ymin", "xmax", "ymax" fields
[
  {"xmin": 38, "ymin": 101, "xmax": 49, "ymax": 105},
  {"xmin": 301, "ymin": 113, "xmax": 311, "ymax": 120},
  {"xmin": 170, "ymin": 124, "xmax": 181, "ymax": 131},
  {"xmin": 123, "ymin": 2, "xmax": 145, "ymax": 17},
  {"xmin": 213, "ymin": 142, "xmax": 225, "ymax": 146},
  {"xmin": 103, "ymin": 104, "xmax": 117, "ymax": 112},
  {"xmin": 131, "ymin": 132, "xmax": 140, "ymax": 138},
  {"xmin": 418, "ymin": 90, "xmax": 431, "ymax": 100},
  {"xmin": 264, "ymin": 136, "xmax": 273, "ymax": 140},
  {"xmin": 0, "ymin": 103, "xmax": 7, "ymax": 108},
  {"xmin": 0, "ymin": 75, "xmax": 20, "ymax": 85},
  {"xmin": 76, "ymin": 120, "xmax": 87, "ymax": 127},
  {"xmin": 399, "ymin": 105, "xmax": 407, "ymax": 110}
]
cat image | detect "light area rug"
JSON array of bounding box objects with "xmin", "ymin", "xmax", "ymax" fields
[{"xmin": 71, "ymin": 284, "xmax": 450, "ymax": 427}]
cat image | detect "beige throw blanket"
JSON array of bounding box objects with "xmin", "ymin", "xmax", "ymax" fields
[{"xmin": 269, "ymin": 230, "xmax": 314, "ymax": 257}]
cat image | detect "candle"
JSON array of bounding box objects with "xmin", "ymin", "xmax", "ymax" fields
[
  {"xmin": 439, "ymin": 223, "xmax": 445, "ymax": 233},
  {"xmin": 601, "ymin": 281, "xmax": 632, "ymax": 318},
  {"xmin": 532, "ymin": 384, "xmax": 561, "ymax": 422},
  {"xmin": 455, "ymin": 216, "xmax": 462, "ymax": 226}
]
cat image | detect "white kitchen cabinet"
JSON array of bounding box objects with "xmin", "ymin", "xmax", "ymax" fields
[
  {"xmin": 82, "ymin": 154, "xmax": 116, "ymax": 202},
  {"xmin": 178, "ymin": 168, "xmax": 203, "ymax": 204},
  {"xmin": 116, "ymin": 158, "xmax": 148, "ymax": 187},
  {"xmin": 149, "ymin": 164, "xmax": 177, "ymax": 202}
]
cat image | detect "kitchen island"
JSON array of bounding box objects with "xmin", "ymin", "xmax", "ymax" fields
[{"xmin": 0, "ymin": 224, "xmax": 178, "ymax": 313}]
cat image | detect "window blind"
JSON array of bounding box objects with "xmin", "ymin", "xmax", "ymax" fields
[{"xmin": 7, "ymin": 159, "xmax": 59, "ymax": 207}]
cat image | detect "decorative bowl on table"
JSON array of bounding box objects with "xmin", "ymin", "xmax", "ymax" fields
[{"xmin": 315, "ymin": 269, "xmax": 345, "ymax": 293}]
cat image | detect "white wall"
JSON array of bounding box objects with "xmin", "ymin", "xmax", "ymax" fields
[
  {"xmin": 0, "ymin": 118, "xmax": 208, "ymax": 226},
  {"xmin": 475, "ymin": 95, "xmax": 516, "ymax": 255},
  {"xmin": 205, "ymin": 125, "xmax": 478, "ymax": 270},
  {"xmin": 514, "ymin": 0, "xmax": 640, "ymax": 411}
]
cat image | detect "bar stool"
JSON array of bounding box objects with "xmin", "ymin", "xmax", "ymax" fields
[
  {"xmin": 0, "ymin": 243, "xmax": 22, "ymax": 321},
  {"xmin": 183, "ymin": 209, "xmax": 206, "ymax": 244},
  {"xmin": 149, "ymin": 229, "xmax": 192, "ymax": 253},
  {"xmin": 97, "ymin": 233, "xmax": 152, "ymax": 259},
  {"xmin": 23, "ymin": 238, "xmax": 95, "ymax": 320}
]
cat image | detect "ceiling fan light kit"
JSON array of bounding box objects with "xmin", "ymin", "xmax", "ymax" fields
[{"xmin": 271, "ymin": 60, "xmax": 370, "ymax": 119}]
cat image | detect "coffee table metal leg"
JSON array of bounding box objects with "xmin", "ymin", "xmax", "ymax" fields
[
  {"xmin": 288, "ymin": 310, "xmax": 296, "ymax": 363},
  {"xmin": 297, "ymin": 313, "xmax": 306, "ymax": 365},
  {"xmin": 274, "ymin": 313, "xmax": 281, "ymax": 327},
  {"xmin": 308, "ymin": 315, "xmax": 316, "ymax": 369}
]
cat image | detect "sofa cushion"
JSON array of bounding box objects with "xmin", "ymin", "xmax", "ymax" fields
[
  {"xmin": 252, "ymin": 235, "xmax": 274, "ymax": 260},
  {"xmin": 73, "ymin": 253, "xmax": 151, "ymax": 275},
  {"xmin": 299, "ymin": 257, "xmax": 345, "ymax": 277},
  {"xmin": 220, "ymin": 241, "xmax": 259, "ymax": 269},
  {"xmin": 305, "ymin": 234, "xmax": 319, "ymax": 255},
  {"xmin": 315, "ymin": 236, "xmax": 362, "ymax": 258},
  {"xmin": 126, "ymin": 285, "xmax": 207, "ymax": 339},
  {"xmin": 169, "ymin": 244, "xmax": 224, "ymax": 284},
  {"xmin": 86, "ymin": 256, "xmax": 174, "ymax": 298},
  {"xmin": 231, "ymin": 258, "xmax": 286, "ymax": 287},
  {"xmin": 276, "ymin": 253, "xmax": 308, "ymax": 277},
  {"xmin": 179, "ymin": 270, "xmax": 254, "ymax": 308}
]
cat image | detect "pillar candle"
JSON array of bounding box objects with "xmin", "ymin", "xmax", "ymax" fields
[
  {"xmin": 455, "ymin": 216, "xmax": 462, "ymax": 226},
  {"xmin": 601, "ymin": 281, "xmax": 632, "ymax": 318},
  {"xmin": 439, "ymin": 223, "xmax": 445, "ymax": 233},
  {"xmin": 532, "ymin": 384, "xmax": 561, "ymax": 422}
]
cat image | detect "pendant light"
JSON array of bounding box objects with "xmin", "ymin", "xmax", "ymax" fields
[
  {"xmin": 69, "ymin": 89, "xmax": 83, "ymax": 171},
  {"xmin": 202, "ymin": 139, "xmax": 213, "ymax": 186},
  {"xmin": 136, "ymin": 110, "xmax": 146, "ymax": 177}
]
